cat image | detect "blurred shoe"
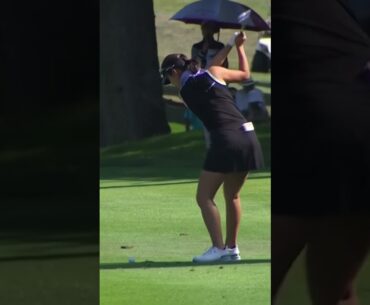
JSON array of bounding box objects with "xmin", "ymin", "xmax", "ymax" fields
[
  {"xmin": 222, "ymin": 245, "xmax": 241, "ymax": 261},
  {"xmin": 192, "ymin": 246, "xmax": 228, "ymax": 263}
]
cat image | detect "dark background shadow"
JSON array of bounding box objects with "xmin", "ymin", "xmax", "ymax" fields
[{"xmin": 0, "ymin": 1, "xmax": 99, "ymax": 304}]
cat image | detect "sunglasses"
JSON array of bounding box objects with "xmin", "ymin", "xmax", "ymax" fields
[{"xmin": 160, "ymin": 64, "xmax": 175, "ymax": 77}]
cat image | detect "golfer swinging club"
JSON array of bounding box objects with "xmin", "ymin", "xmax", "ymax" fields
[{"xmin": 160, "ymin": 31, "xmax": 264, "ymax": 263}]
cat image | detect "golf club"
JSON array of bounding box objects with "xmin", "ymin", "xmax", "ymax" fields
[{"xmin": 238, "ymin": 10, "xmax": 252, "ymax": 31}]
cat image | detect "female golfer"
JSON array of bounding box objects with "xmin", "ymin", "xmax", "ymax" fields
[{"xmin": 160, "ymin": 32, "xmax": 264, "ymax": 263}]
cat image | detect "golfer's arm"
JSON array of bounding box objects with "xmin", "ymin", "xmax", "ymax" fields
[
  {"xmin": 209, "ymin": 46, "xmax": 250, "ymax": 83},
  {"xmin": 206, "ymin": 45, "xmax": 232, "ymax": 68},
  {"xmin": 236, "ymin": 44, "xmax": 250, "ymax": 78},
  {"xmin": 208, "ymin": 66, "xmax": 249, "ymax": 83}
]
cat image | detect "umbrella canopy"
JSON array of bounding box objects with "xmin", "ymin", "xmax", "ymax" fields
[{"xmin": 170, "ymin": 0, "xmax": 270, "ymax": 31}]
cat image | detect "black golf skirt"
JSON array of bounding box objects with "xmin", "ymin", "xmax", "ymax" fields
[
  {"xmin": 272, "ymin": 82, "xmax": 370, "ymax": 217},
  {"xmin": 203, "ymin": 127, "xmax": 264, "ymax": 173},
  {"xmin": 272, "ymin": 135, "xmax": 370, "ymax": 216}
]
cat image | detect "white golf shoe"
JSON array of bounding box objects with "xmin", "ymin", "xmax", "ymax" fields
[
  {"xmin": 223, "ymin": 245, "xmax": 241, "ymax": 261},
  {"xmin": 192, "ymin": 246, "xmax": 228, "ymax": 263}
]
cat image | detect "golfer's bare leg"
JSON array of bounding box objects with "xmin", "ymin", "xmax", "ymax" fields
[
  {"xmin": 223, "ymin": 171, "xmax": 248, "ymax": 248},
  {"xmin": 272, "ymin": 215, "xmax": 308, "ymax": 304},
  {"xmin": 306, "ymin": 214, "xmax": 370, "ymax": 305},
  {"xmin": 196, "ymin": 170, "xmax": 225, "ymax": 249}
]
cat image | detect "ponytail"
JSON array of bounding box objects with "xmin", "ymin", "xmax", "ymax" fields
[{"xmin": 184, "ymin": 58, "xmax": 200, "ymax": 74}]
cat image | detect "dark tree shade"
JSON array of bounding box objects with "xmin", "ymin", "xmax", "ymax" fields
[
  {"xmin": 0, "ymin": 1, "xmax": 99, "ymax": 303},
  {"xmin": 100, "ymin": 1, "xmax": 170, "ymax": 146},
  {"xmin": 0, "ymin": 0, "xmax": 99, "ymax": 229}
]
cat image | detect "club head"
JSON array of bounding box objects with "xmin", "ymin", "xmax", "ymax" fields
[{"xmin": 238, "ymin": 10, "xmax": 252, "ymax": 30}]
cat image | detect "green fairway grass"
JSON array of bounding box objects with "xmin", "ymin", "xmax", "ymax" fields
[
  {"xmin": 100, "ymin": 122, "xmax": 271, "ymax": 305},
  {"xmin": 0, "ymin": 230, "xmax": 98, "ymax": 305}
]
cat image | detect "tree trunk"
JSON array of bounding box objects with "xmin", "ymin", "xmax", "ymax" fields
[{"xmin": 100, "ymin": 0, "xmax": 170, "ymax": 147}]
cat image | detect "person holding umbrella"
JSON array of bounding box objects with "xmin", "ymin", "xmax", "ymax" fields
[
  {"xmin": 191, "ymin": 21, "xmax": 229, "ymax": 69},
  {"xmin": 160, "ymin": 31, "xmax": 264, "ymax": 263},
  {"xmin": 170, "ymin": 1, "xmax": 269, "ymax": 147},
  {"xmin": 187, "ymin": 21, "xmax": 229, "ymax": 148}
]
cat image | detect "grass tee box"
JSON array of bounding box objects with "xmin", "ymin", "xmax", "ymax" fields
[{"xmin": 100, "ymin": 124, "xmax": 271, "ymax": 305}]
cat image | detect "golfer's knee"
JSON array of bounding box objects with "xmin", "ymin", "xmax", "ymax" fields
[
  {"xmin": 196, "ymin": 193, "xmax": 213, "ymax": 208},
  {"xmin": 224, "ymin": 193, "xmax": 240, "ymax": 203}
]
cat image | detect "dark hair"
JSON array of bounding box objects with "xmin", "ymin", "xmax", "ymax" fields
[
  {"xmin": 160, "ymin": 54, "xmax": 200, "ymax": 84},
  {"xmin": 201, "ymin": 21, "xmax": 220, "ymax": 34}
]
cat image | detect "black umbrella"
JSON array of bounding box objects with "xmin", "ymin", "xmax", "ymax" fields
[{"xmin": 170, "ymin": 0, "xmax": 270, "ymax": 31}]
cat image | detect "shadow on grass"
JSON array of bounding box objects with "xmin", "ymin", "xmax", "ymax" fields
[
  {"xmin": 263, "ymin": 92, "xmax": 271, "ymax": 105},
  {"xmin": 0, "ymin": 229, "xmax": 98, "ymax": 263},
  {"xmin": 100, "ymin": 173, "xmax": 271, "ymax": 189},
  {"xmin": 255, "ymin": 80, "xmax": 271, "ymax": 89},
  {"xmin": 100, "ymin": 121, "xmax": 270, "ymax": 182},
  {"xmin": 100, "ymin": 179, "xmax": 198, "ymax": 189},
  {"xmin": 0, "ymin": 229, "xmax": 98, "ymax": 244},
  {"xmin": 100, "ymin": 258, "xmax": 270, "ymax": 270},
  {"xmin": 0, "ymin": 252, "xmax": 98, "ymax": 262}
]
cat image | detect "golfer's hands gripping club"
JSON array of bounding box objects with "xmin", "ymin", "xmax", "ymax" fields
[
  {"xmin": 226, "ymin": 31, "xmax": 247, "ymax": 48},
  {"xmin": 235, "ymin": 31, "xmax": 246, "ymax": 47}
]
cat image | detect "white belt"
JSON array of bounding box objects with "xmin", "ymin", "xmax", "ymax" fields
[{"xmin": 241, "ymin": 122, "xmax": 254, "ymax": 131}]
